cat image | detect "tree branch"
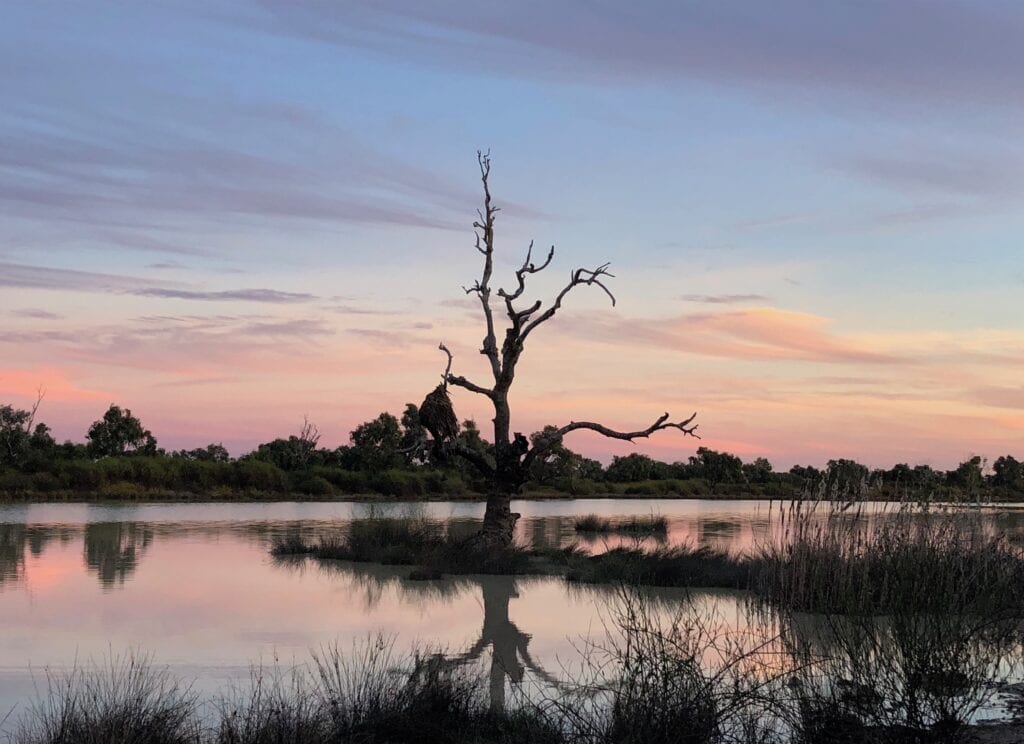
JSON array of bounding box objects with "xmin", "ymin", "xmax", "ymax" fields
[
  {"xmin": 522, "ymin": 412, "xmax": 699, "ymax": 472},
  {"xmin": 520, "ymin": 263, "xmax": 616, "ymax": 344},
  {"xmin": 469, "ymin": 150, "xmax": 502, "ymax": 382},
  {"xmin": 556, "ymin": 412, "xmax": 699, "ymax": 441},
  {"xmin": 438, "ymin": 343, "xmax": 494, "ymax": 399},
  {"xmin": 498, "ymin": 241, "xmax": 555, "ymax": 306},
  {"xmin": 447, "ymin": 374, "xmax": 495, "ymax": 399},
  {"xmin": 448, "ymin": 442, "xmax": 496, "ymax": 477},
  {"xmin": 438, "ymin": 343, "xmax": 454, "ymax": 389},
  {"xmin": 25, "ymin": 387, "xmax": 45, "ymax": 433}
]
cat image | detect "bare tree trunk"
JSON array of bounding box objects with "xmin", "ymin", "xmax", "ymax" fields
[
  {"xmin": 436, "ymin": 152, "xmax": 699, "ymax": 551},
  {"xmin": 481, "ymin": 490, "xmax": 518, "ymax": 546}
]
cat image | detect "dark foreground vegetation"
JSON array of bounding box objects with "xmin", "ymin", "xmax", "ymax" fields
[
  {"xmin": 8, "ymin": 591, "xmax": 1024, "ymax": 744},
  {"xmin": 272, "ymin": 501, "xmax": 1024, "ymax": 613},
  {"xmin": 3, "ymin": 400, "xmax": 1024, "ymax": 502},
  {"xmin": 261, "ymin": 502, "xmax": 1024, "ymax": 742}
]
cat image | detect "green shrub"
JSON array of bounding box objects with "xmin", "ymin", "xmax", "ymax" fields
[
  {"xmin": 291, "ymin": 474, "xmax": 334, "ymax": 497},
  {"xmin": 95, "ymin": 457, "xmax": 134, "ymax": 484},
  {"xmin": 370, "ymin": 470, "xmax": 425, "ymax": 498},
  {"xmin": 129, "ymin": 457, "xmax": 168, "ymax": 488},
  {"xmin": 30, "ymin": 471, "xmax": 62, "ymax": 493},
  {"xmin": 96, "ymin": 481, "xmax": 145, "ymax": 500},
  {"xmin": 0, "ymin": 471, "xmax": 33, "ymax": 494},
  {"xmin": 62, "ymin": 461, "xmax": 103, "ymax": 490},
  {"xmin": 232, "ymin": 460, "xmax": 287, "ymax": 491},
  {"xmin": 313, "ymin": 467, "xmax": 369, "ymax": 494}
]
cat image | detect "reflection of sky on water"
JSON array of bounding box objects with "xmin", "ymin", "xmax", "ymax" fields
[{"xmin": 1, "ymin": 500, "xmax": 1022, "ymax": 727}]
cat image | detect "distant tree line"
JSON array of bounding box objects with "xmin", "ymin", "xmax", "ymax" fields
[{"xmin": 1, "ymin": 399, "xmax": 1022, "ymax": 501}]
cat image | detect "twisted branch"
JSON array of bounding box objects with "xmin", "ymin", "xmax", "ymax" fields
[
  {"xmin": 520, "ymin": 263, "xmax": 616, "ymax": 344},
  {"xmin": 467, "ymin": 151, "xmax": 502, "ymax": 381},
  {"xmin": 522, "ymin": 412, "xmax": 699, "ymax": 472},
  {"xmin": 438, "ymin": 344, "xmax": 493, "ymax": 398}
]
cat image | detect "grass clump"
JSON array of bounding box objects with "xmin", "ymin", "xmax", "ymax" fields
[
  {"xmin": 270, "ymin": 509, "xmax": 535, "ymax": 576},
  {"xmin": 573, "ymin": 513, "xmax": 668, "ymax": 535},
  {"xmin": 12, "ymin": 652, "xmax": 201, "ymax": 744},
  {"xmin": 566, "ymin": 545, "xmax": 753, "ymax": 589},
  {"xmin": 12, "ymin": 641, "xmax": 563, "ymax": 744}
]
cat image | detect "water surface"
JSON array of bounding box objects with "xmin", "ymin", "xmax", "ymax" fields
[{"xmin": 1, "ymin": 499, "xmax": 1021, "ymax": 726}]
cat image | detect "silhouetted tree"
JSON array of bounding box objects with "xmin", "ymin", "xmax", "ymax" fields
[
  {"xmin": 689, "ymin": 447, "xmax": 744, "ymax": 484},
  {"xmin": 399, "ymin": 404, "xmax": 427, "ymax": 464},
  {"xmin": 947, "ymin": 455, "xmax": 985, "ymax": 492},
  {"xmin": 992, "ymin": 455, "xmax": 1024, "ymax": 491},
  {"xmin": 742, "ymin": 457, "xmax": 774, "ymax": 485},
  {"xmin": 86, "ymin": 404, "xmax": 157, "ymax": 458},
  {"xmin": 350, "ymin": 412, "xmax": 403, "ymax": 471},
  {"xmin": 0, "ymin": 390, "xmax": 45, "ymax": 467},
  {"xmin": 606, "ymin": 453, "xmax": 660, "ymax": 483},
  {"xmin": 172, "ymin": 443, "xmax": 230, "ymax": 462},
  {"xmin": 427, "ymin": 154, "xmax": 699, "ymax": 545},
  {"xmin": 789, "ymin": 464, "xmax": 823, "ymax": 484},
  {"xmin": 248, "ymin": 419, "xmax": 320, "ymax": 470},
  {"xmin": 825, "ymin": 458, "xmax": 870, "ymax": 493}
]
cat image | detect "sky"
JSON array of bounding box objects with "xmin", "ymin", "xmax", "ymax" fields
[{"xmin": 1, "ymin": 1, "xmax": 1022, "ymax": 469}]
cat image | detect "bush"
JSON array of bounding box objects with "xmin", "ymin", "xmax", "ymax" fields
[
  {"xmin": 96, "ymin": 481, "xmax": 145, "ymax": 500},
  {"xmin": 178, "ymin": 460, "xmax": 230, "ymax": 491},
  {"xmin": 232, "ymin": 461, "xmax": 288, "ymax": 492},
  {"xmin": 94, "ymin": 457, "xmax": 134, "ymax": 484},
  {"xmin": 30, "ymin": 472, "xmax": 62, "ymax": 493},
  {"xmin": 312, "ymin": 467, "xmax": 369, "ymax": 494},
  {"xmin": 130, "ymin": 457, "xmax": 169, "ymax": 488},
  {"xmin": 291, "ymin": 474, "xmax": 334, "ymax": 497},
  {"xmin": 0, "ymin": 471, "xmax": 34, "ymax": 494},
  {"xmin": 62, "ymin": 461, "xmax": 103, "ymax": 490}
]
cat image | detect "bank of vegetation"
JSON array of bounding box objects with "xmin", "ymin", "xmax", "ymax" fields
[
  {"xmin": 3, "ymin": 401, "xmax": 1023, "ymax": 503},
  {"xmin": 264, "ymin": 501, "xmax": 1024, "ymax": 742},
  {"xmin": 9, "ymin": 578, "xmax": 1024, "ymax": 744}
]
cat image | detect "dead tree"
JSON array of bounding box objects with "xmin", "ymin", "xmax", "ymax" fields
[{"xmin": 432, "ymin": 153, "xmax": 699, "ymax": 547}]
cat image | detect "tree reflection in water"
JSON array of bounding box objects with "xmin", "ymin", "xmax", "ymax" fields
[
  {"xmin": 446, "ymin": 575, "xmax": 567, "ymax": 711},
  {"xmin": 0, "ymin": 523, "xmax": 70, "ymax": 588},
  {"xmin": 83, "ymin": 522, "xmax": 153, "ymax": 589},
  {"xmin": 281, "ymin": 557, "xmax": 570, "ymax": 712},
  {"xmin": 0, "ymin": 522, "xmax": 28, "ymax": 587}
]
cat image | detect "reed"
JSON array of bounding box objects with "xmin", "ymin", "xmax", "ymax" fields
[{"xmin": 573, "ymin": 513, "xmax": 668, "ymax": 535}]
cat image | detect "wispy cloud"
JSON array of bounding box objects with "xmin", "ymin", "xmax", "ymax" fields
[
  {"xmin": 133, "ymin": 288, "xmax": 317, "ymax": 304},
  {"xmin": 563, "ymin": 307, "xmax": 906, "ymax": 365},
  {"xmin": 678, "ymin": 293, "xmax": 770, "ymax": 305},
  {"xmin": 323, "ymin": 303, "xmax": 399, "ymax": 316},
  {"xmin": 9, "ymin": 308, "xmax": 64, "ymax": 320},
  {"xmin": 837, "ymin": 151, "xmax": 1024, "ymax": 198},
  {"xmin": 236, "ymin": 1, "xmax": 1024, "ymax": 109},
  {"xmin": 0, "ymin": 261, "xmax": 175, "ymax": 292},
  {"xmin": 971, "ymin": 386, "xmax": 1024, "ymax": 410}
]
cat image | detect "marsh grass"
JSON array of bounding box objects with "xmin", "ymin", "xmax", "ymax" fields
[
  {"xmin": 565, "ymin": 545, "xmax": 753, "ymax": 589},
  {"xmin": 574, "ymin": 513, "xmax": 668, "ymax": 535},
  {"xmin": 753, "ymin": 500, "xmax": 1024, "ymax": 616},
  {"xmin": 270, "ymin": 509, "xmax": 535, "ymax": 576},
  {"xmin": 781, "ymin": 611, "xmax": 1023, "ymax": 744},
  {"xmin": 549, "ymin": 588, "xmax": 791, "ymax": 744},
  {"xmin": 747, "ymin": 500, "xmax": 1024, "ymax": 742},
  {"xmin": 12, "ymin": 652, "xmax": 201, "ymax": 744}
]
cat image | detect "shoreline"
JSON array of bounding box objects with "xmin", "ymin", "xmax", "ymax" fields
[{"xmin": 1, "ymin": 490, "xmax": 1020, "ymax": 506}]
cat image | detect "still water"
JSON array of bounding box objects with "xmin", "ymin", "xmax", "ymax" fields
[{"xmin": 1, "ymin": 499, "xmax": 1022, "ymax": 726}]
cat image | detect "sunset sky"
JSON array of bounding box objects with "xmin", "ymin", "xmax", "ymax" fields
[{"xmin": 2, "ymin": 1, "xmax": 1022, "ymax": 469}]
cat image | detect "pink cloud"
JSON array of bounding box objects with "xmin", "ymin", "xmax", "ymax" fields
[{"xmin": 560, "ymin": 306, "xmax": 905, "ymax": 364}]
